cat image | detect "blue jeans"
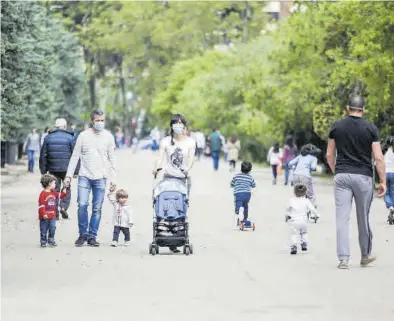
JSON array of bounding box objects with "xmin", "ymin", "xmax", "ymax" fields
[
  {"xmin": 212, "ymin": 151, "xmax": 220, "ymax": 170},
  {"xmin": 40, "ymin": 219, "xmax": 56, "ymax": 243},
  {"xmin": 284, "ymin": 162, "xmax": 290, "ymax": 185},
  {"xmin": 385, "ymin": 172, "xmax": 394, "ymax": 208},
  {"xmin": 234, "ymin": 192, "xmax": 251, "ymax": 221},
  {"xmin": 77, "ymin": 176, "xmax": 107, "ymax": 239},
  {"xmin": 27, "ymin": 150, "xmax": 35, "ymax": 172},
  {"xmin": 152, "ymin": 140, "xmax": 159, "ymax": 151}
]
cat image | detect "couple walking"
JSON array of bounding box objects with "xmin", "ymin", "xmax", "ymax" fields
[{"xmin": 209, "ymin": 129, "xmax": 241, "ymax": 171}]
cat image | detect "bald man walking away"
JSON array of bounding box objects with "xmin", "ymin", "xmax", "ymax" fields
[
  {"xmin": 326, "ymin": 94, "xmax": 386, "ymax": 270},
  {"xmin": 40, "ymin": 118, "xmax": 77, "ymax": 220}
]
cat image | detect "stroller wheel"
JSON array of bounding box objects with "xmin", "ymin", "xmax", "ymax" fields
[
  {"xmin": 149, "ymin": 243, "xmax": 157, "ymax": 255},
  {"xmin": 388, "ymin": 212, "xmax": 394, "ymax": 225},
  {"xmin": 155, "ymin": 244, "xmax": 160, "ymax": 254},
  {"xmin": 184, "ymin": 245, "xmax": 190, "ymax": 256},
  {"xmin": 189, "ymin": 244, "xmax": 194, "ymax": 254},
  {"xmin": 239, "ymin": 222, "xmax": 245, "ymax": 231},
  {"xmin": 252, "ymin": 223, "xmax": 256, "ymax": 231}
]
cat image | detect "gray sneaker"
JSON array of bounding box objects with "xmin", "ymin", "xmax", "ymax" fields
[
  {"xmin": 337, "ymin": 260, "xmax": 349, "ymax": 269},
  {"xmin": 360, "ymin": 256, "xmax": 376, "ymax": 267}
]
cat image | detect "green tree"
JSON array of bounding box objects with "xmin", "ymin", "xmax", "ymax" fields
[{"xmin": 1, "ymin": 0, "xmax": 84, "ymax": 140}]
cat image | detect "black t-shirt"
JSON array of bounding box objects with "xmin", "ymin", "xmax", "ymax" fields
[{"xmin": 328, "ymin": 116, "xmax": 380, "ymax": 177}]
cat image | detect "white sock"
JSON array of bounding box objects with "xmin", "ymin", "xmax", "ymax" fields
[{"xmin": 239, "ymin": 207, "xmax": 244, "ymax": 222}]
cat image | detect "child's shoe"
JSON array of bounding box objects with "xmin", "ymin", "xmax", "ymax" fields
[
  {"xmin": 337, "ymin": 260, "xmax": 349, "ymax": 269},
  {"xmin": 388, "ymin": 207, "xmax": 394, "ymax": 224},
  {"xmin": 290, "ymin": 245, "xmax": 297, "ymax": 255},
  {"xmin": 111, "ymin": 241, "xmax": 118, "ymax": 247},
  {"xmin": 301, "ymin": 243, "xmax": 308, "ymax": 251},
  {"xmin": 40, "ymin": 242, "xmax": 47, "ymax": 248},
  {"xmin": 124, "ymin": 241, "xmax": 131, "ymax": 246}
]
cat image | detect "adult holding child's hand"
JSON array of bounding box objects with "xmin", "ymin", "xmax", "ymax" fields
[{"xmin": 66, "ymin": 109, "xmax": 116, "ymax": 247}]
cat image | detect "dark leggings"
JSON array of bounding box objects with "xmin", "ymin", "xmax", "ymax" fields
[
  {"xmin": 271, "ymin": 165, "xmax": 278, "ymax": 179},
  {"xmin": 113, "ymin": 226, "xmax": 130, "ymax": 241},
  {"xmin": 229, "ymin": 160, "xmax": 236, "ymax": 170}
]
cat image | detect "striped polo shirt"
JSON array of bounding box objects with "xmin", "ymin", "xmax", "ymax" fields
[{"xmin": 231, "ymin": 173, "xmax": 256, "ymax": 194}]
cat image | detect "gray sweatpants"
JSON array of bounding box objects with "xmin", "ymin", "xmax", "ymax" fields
[
  {"xmin": 334, "ymin": 173, "xmax": 374, "ymax": 260},
  {"xmin": 293, "ymin": 174, "xmax": 316, "ymax": 205}
]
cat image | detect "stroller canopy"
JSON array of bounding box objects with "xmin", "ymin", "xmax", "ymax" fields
[{"xmin": 154, "ymin": 178, "xmax": 188, "ymax": 198}]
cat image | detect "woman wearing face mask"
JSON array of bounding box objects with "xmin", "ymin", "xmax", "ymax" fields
[{"xmin": 153, "ymin": 114, "xmax": 196, "ymax": 195}]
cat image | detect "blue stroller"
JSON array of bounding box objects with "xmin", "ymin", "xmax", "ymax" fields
[{"xmin": 149, "ymin": 170, "xmax": 193, "ymax": 255}]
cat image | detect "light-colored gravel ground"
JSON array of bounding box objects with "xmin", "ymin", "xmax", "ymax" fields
[{"xmin": 2, "ymin": 150, "xmax": 393, "ymax": 321}]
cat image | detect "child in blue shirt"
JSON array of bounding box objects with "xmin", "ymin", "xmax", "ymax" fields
[
  {"xmin": 289, "ymin": 144, "xmax": 319, "ymax": 216},
  {"xmin": 231, "ymin": 161, "xmax": 256, "ymax": 229}
]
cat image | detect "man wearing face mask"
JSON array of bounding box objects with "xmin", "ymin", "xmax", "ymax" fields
[{"xmin": 65, "ymin": 109, "xmax": 116, "ymax": 247}]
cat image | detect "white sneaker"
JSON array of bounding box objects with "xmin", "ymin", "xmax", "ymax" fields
[
  {"xmin": 111, "ymin": 241, "xmax": 118, "ymax": 247},
  {"xmin": 238, "ymin": 207, "xmax": 244, "ymax": 222},
  {"xmin": 124, "ymin": 241, "xmax": 131, "ymax": 246}
]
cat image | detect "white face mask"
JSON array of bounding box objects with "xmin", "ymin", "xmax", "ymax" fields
[
  {"xmin": 172, "ymin": 124, "xmax": 184, "ymax": 135},
  {"xmin": 93, "ymin": 121, "xmax": 105, "ymax": 131}
]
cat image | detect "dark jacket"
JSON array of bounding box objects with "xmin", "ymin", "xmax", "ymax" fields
[{"xmin": 39, "ymin": 129, "xmax": 77, "ymax": 174}]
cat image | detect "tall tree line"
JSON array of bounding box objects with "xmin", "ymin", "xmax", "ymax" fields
[{"xmin": 1, "ymin": 0, "xmax": 84, "ymax": 140}]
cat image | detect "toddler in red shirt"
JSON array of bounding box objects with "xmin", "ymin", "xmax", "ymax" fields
[{"xmin": 38, "ymin": 174, "xmax": 67, "ymax": 247}]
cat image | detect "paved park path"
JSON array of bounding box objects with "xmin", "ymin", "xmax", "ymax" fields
[{"xmin": 2, "ymin": 150, "xmax": 393, "ymax": 321}]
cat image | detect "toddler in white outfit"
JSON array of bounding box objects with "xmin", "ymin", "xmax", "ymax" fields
[
  {"xmin": 286, "ymin": 184, "xmax": 317, "ymax": 254},
  {"xmin": 108, "ymin": 189, "xmax": 133, "ymax": 247}
]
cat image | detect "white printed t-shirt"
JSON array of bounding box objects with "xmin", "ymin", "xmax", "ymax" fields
[{"xmin": 160, "ymin": 136, "xmax": 196, "ymax": 178}]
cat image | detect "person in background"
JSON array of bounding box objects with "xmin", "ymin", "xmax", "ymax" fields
[
  {"xmin": 267, "ymin": 142, "xmax": 282, "ymax": 185},
  {"xmin": 209, "ymin": 128, "xmax": 222, "ymax": 171},
  {"xmin": 150, "ymin": 126, "xmax": 161, "ymax": 152},
  {"xmin": 194, "ymin": 129, "xmax": 206, "ymax": 161},
  {"xmin": 326, "ymin": 94, "xmax": 386, "ymax": 269},
  {"xmin": 282, "ymin": 135, "xmax": 298, "ymax": 186},
  {"xmin": 23, "ymin": 128, "xmax": 40, "ymax": 173},
  {"xmin": 41, "ymin": 127, "xmax": 51, "ymax": 147},
  {"xmin": 289, "ymin": 144, "xmax": 319, "ymax": 210},
  {"xmin": 70, "ymin": 124, "xmax": 79, "ymax": 139},
  {"xmin": 40, "ymin": 118, "xmax": 76, "ymax": 220},
  {"xmin": 115, "ymin": 127, "xmax": 125, "ymax": 149},
  {"xmin": 228, "ymin": 135, "xmax": 241, "ymax": 172},
  {"xmin": 131, "ymin": 136, "xmax": 139, "ymax": 154},
  {"xmin": 222, "ymin": 138, "xmax": 229, "ymax": 163},
  {"xmin": 383, "ymin": 136, "xmax": 394, "ymax": 223}
]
